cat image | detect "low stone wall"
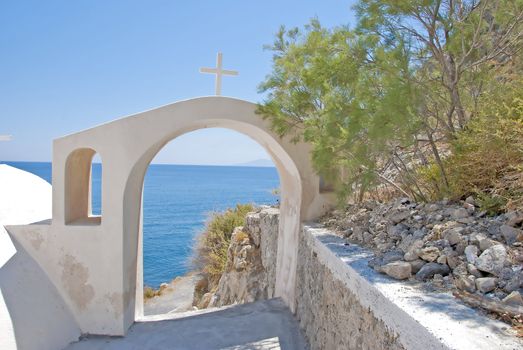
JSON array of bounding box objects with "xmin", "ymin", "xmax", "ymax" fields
[
  {"xmin": 295, "ymin": 224, "xmax": 522, "ymax": 350},
  {"xmin": 296, "ymin": 227, "xmax": 405, "ymax": 350}
]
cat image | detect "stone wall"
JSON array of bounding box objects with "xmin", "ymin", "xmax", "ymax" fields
[
  {"xmin": 296, "ymin": 229, "xmax": 405, "ymax": 350},
  {"xmin": 296, "ymin": 224, "xmax": 522, "ymax": 350}
]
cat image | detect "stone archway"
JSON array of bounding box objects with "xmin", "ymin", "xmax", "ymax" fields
[{"xmin": 11, "ymin": 96, "xmax": 333, "ymax": 336}]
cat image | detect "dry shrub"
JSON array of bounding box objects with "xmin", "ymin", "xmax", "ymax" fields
[
  {"xmin": 418, "ymin": 83, "xmax": 523, "ymax": 214},
  {"xmin": 193, "ymin": 204, "xmax": 254, "ymax": 288}
]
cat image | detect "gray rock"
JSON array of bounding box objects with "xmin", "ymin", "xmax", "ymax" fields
[
  {"xmin": 388, "ymin": 223, "xmax": 408, "ymax": 238},
  {"xmin": 444, "ymin": 228, "xmax": 463, "ymax": 246},
  {"xmin": 418, "ymin": 246, "xmax": 440, "ymax": 262},
  {"xmin": 475, "ymin": 245, "xmax": 507, "ymax": 276},
  {"xmin": 452, "ymin": 208, "xmax": 469, "ymax": 220},
  {"xmin": 475, "ymin": 277, "xmax": 497, "ymax": 293},
  {"xmin": 413, "ymin": 215, "xmax": 424, "ymax": 222},
  {"xmin": 479, "ymin": 237, "xmax": 498, "ymax": 252},
  {"xmin": 455, "ymin": 275, "xmax": 476, "ymax": 293},
  {"xmin": 502, "ymin": 291, "xmax": 523, "ymax": 307},
  {"xmin": 363, "ymin": 231, "xmax": 373, "ymax": 244},
  {"xmin": 467, "ymin": 263, "xmax": 483, "ymax": 278},
  {"xmin": 503, "ymin": 272, "xmax": 523, "ymax": 293},
  {"xmin": 465, "ymin": 196, "xmax": 475, "ymax": 206},
  {"xmin": 500, "ymin": 225, "xmax": 523, "ymax": 245},
  {"xmin": 389, "ymin": 210, "xmax": 410, "ymax": 224},
  {"xmin": 436, "ymin": 255, "xmax": 447, "ymax": 265},
  {"xmin": 446, "ymin": 254, "xmax": 461, "ymax": 269},
  {"xmin": 463, "ymin": 202, "xmax": 475, "ymax": 215},
  {"xmin": 408, "ymin": 259, "xmax": 426, "ymax": 274},
  {"xmin": 506, "ymin": 211, "xmax": 523, "ymax": 227},
  {"xmin": 382, "ymin": 250, "xmax": 405, "ymax": 264},
  {"xmin": 403, "ymin": 251, "xmax": 418, "ymax": 262},
  {"xmin": 416, "ymin": 263, "xmax": 450, "ymax": 281},
  {"xmin": 380, "ymin": 261, "xmax": 412, "ymax": 280},
  {"xmin": 403, "ymin": 240, "xmax": 423, "ymax": 261},
  {"xmin": 464, "ymin": 245, "xmax": 479, "ymax": 264},
  {"xmin": 397, "ymin": 234, "xmax": 415, "ymax": 253},
  {"xmin": 455, "ymin": 241, "xmax": 467, "ymax": 255}
]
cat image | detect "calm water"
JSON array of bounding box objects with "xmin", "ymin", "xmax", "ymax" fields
[{"xmin": 2, "ymin": 161, "xmax": 279, "ymax": 288}]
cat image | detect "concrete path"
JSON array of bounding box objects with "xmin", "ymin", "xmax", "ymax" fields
[
  {"xmin": 143, "ymin": 274, "xmax": 199, "ymax": 316},
  {"xmin": 65, "ymin": 298, "xmax": 308, "ymax": 350}
]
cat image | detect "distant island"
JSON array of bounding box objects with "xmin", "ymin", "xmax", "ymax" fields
[{"xmin": 234, "ymin": 159, "xmax": 275, "ymax": 167}]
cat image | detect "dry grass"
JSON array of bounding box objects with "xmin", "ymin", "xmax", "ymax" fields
[
  {"xmin": 143, "ymin": 284, "xmax": 169, "ymax": 300},
  {"xmin": 416, "ymin": 85, "xmax": 523, "ymax": 214},
  {"xmin": 193, "ymin": 204, "xmax": 254, "ymax": 288}
]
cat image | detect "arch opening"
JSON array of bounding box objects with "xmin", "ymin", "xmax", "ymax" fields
[
  {"xmin": 123, "ymin": 119, "xmax": 303, "ymax": 324},
  {"xmin": 64, "ymin": 148, "xmax": 102, "ymax": 225},
  {"xmin": 139, "ymin": 128, "xmax": 281, "ymax": 316}
]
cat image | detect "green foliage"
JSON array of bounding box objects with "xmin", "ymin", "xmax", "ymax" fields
[
  {"xmin": 418, "ymin": 81, "xmax": 523, "ymax": 213},
  {"xmin": 193, "ymin": 204, "xmax": 254, "ymax": 287},
  {"xmin": 258, "ymin": 0, "xmax": 523, "ymax": 206},
  {"xmin": 258, "ymin": 20, "xmax": 420, "ymax": 200},
  {"xmin": 143, "ymin": 286, "xmax": 157, "ymax": 300}
]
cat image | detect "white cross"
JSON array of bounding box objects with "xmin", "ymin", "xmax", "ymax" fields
[
  {"xmin": 200, "ymin": 52, "xmax": 238, "ymax": 96},
  {"xmin": 0, "ymin": 135, "xmax": 12, "ymax": 141}
]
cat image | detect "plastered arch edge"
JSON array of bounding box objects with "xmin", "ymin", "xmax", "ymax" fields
[{"xmin": 6, "ymin": 96, "xmax": 334, "ymax": 336}]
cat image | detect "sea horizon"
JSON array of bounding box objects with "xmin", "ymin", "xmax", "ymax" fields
[{"xmin": 2, "ymin": 161, "xmax": 280, "ymax": 288}]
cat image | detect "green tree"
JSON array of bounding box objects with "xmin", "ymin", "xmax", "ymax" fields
[
  {"xmin": 258, "ymin": 20, "xmax": 420, "ymax": 200},
  {"xmin": 258, "ymin": 1, "xmax": 523, "ymax": 202}
]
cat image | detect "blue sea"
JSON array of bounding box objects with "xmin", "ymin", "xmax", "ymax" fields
[{"xmin": 2, "ymin": 161, "xmax": 279, "ymax": 288}]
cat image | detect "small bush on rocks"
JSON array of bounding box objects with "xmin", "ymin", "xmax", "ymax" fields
[{"xmin": 193, "ymin": 204, "xmax": 255, "ymax": 289}]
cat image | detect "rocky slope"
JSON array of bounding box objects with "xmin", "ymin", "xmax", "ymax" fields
[
  {"xmin": 193, "ymin": 207, "xmax": 279, "ymax": 309},
  {"xmin": 323, "ymin": 197, "xmax": 523, "ymax": 330}
]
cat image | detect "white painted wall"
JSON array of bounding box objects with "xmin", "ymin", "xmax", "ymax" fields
[
  {"xmin": 0, "ymin": 165, "xmax": 81, "ymax": 350},
  {"xmin": 6, "ymin": 97, "xmax": 334, "ymax": 338}
]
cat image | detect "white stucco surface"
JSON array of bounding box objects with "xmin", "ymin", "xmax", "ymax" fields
[
  {"xmin": 0, "ymin": 164, "xmax": 81, "ymax": 350},
  {"xmin": 5, "ymin": 97, "xmax": 333, "ymax": 338},
  {"xmin": 0, "ymin": 164, "xmax": 52, "ymax": 226}
]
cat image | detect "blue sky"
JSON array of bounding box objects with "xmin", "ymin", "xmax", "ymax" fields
[{"xmin": 0, "ymin": 0, "xmax": 355, "ymax": 164}]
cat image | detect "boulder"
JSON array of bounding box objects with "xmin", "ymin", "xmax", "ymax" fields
[
  {"xmin": 452, "ymin": 208, "xmax": 469, "ymax": 220},
  {"xmin": 389, "ymin": 210, "xmax": 410, "ymax": 224},
  {"xmin": 436, "ymin": 255, "xmax": 447, "ymax": 265},
  {"xmin": 455, "ymin": 275, "xmax": 476, "ymax": 293},
  {"xmin": 506, "ymin": 211, "xmax": 523, "ymax": 227},
  {"xmin": 475, "ymin": 277, "xmax": 497, "ymax": 293},
  {"xmin": 408, "ymin": 259, "xmax": 426, "ymax": 274},
  {"xmin": 463, "ymin": 202, "xmax": 475, "ymax": 214},
  {"xmin": 464, "ymin": 245, "xmax": 479, "ymax": 264},
  {"xmin": 418, "ymin": 246, "xmax": 440, "ymax": 262},
  {"xmin": 467, "ymin": 263, "xmax": 483, "ymax": 278},
  {"xmin": 444, "ymin": 228, "xmax": 463, "ymax": 246},
  {"xmin": 446, "ymin": 254, "xmax": 461, "ymax": 269},
  {"xmin": 475, "ymin": 245, "xmax": 507, "ymax": 276},
  {"xmin": 502, "ymin": 291, "xmax": 523, "ymax": 307},
  {"xmin": 500, "ymin": 225, "xmax": 523, "ymax": 245},
  {"xmin": 380, "ymin": 261, "xmax": 412, "ymax": 280},
  {"xmin": 478, "ymin": 237, "xmax": 498, "ymax": 252},
  {"xmin": 416, "ymin": 263, "xmax": 450, "ymax": 281},
  {"xmin": 382, "ymin": 250, "xmax": 405, "ymax": 264}
]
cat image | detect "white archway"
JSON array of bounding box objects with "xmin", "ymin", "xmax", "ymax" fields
[{"xmin": 9, "ymin": 97, "xmax": 333, "ymax": 336}]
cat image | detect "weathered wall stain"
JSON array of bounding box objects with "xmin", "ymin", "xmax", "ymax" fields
[
  {"xmin": 104, "ymin": 292, "xmax": 123, "ymax": 319},
  {"xmin": 28, "ymin": 231, "xmax": 44, "ymax": 251},
  {"xmin": 60, "ymin": 254, "xmax": 95, "ymax": 311}
]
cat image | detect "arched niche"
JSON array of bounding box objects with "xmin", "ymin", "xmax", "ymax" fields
[{"xmin": 64, "ymin": 147, "xmax": 102, "ymax": 225}]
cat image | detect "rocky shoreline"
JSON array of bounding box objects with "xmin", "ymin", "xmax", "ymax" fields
[{"xmin": 322, "ymin": 197, "xmax": 523, "ymax": 332}]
